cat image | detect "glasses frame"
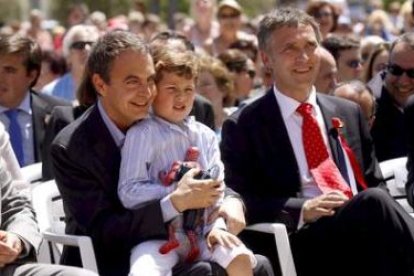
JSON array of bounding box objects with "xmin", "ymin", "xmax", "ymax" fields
[
  {"xmin": 70, "ymin": 41, "xmax": 95, "ymax": 50},
  {"xmin": 387, "ymin": 64, "xmax": 414, "ymax": 78}
]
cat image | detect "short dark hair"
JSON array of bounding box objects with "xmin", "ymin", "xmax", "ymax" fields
[
  {"xmin": 0, "ymin": 33, "xmax": 42, "ymax": 88},
  {"xmin": 77, "ymin": 30, "xmax": 151, "ymax": 106},
  {"xmin": 322, "ymin": 34, "xmax": 360, "ymax": 61},
  {"xmin": 257, "ymin": 7, "xmax": 321, "ymax": 53}
]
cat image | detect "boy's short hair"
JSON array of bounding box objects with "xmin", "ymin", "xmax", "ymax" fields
[{"xmin": 152, "ymin": 47, "xmax": 198, "ymax": 83}]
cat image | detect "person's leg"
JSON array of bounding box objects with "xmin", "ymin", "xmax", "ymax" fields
[
  {"xmin": 252, "ymin": 254, "xmax": 274, "ymax": 276},
  {"xmin": 130, "ymin": 240, "xmax": 179, "ymax": 276},
  {"xmin": 173, "ymin": 260, "xmax": 227, "ymax": 276},
  {"xmin": 3, "ymin": 263, "xmax": 97, "ymax": 276},
  {"xmin": 172, "ymin": 254, "xmax": 274, "ymax": 276},
  {"xmin": 291, "ymin": 188, "xmax": 414, "ymax": 276}
]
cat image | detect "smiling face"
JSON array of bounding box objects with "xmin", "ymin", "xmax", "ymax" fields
[
  {"xmin": 384, "ymin": 41, "xmax": 414, "ymax": 107},
  {"xmin": 93, "ymin": 49, "xmax": 157, "ymax": 131},
  {"xmin": 261, "ymin": 24, "xmax": 320, "ymax": 100},
  {"xmin": 153, "ymin": 71, "xmax": 196, "ymax": 124}
]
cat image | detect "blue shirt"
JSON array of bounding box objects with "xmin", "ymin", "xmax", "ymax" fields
[
  {"xmin": 42, "ymin": 73, "xmax": 75, "ymax": 102},
  {"xmin": 0, "ymin": 93, "xmax": 35, "ymax": 166}
]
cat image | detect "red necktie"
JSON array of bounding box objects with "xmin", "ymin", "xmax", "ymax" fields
[{"xmin": 297, "ymin": 103, "xmax": 353, "ymax": 198}]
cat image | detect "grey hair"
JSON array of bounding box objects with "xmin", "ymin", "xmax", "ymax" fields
[
  {"xmin": 62, "ymin": 24, "xmax": 99, "ymax": 58},
  {"xmin": 389, "ymin": 32, "xmax": 414, "ymax": 54},
  {"xmin": 257, "ymin": 7, "xmax": 321, "ymax": 52}
]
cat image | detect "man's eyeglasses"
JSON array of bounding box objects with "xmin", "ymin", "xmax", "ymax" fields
[
  {"xmin": 346, "ymin": 59, "xmax": 362, "ymax": 69},
  {"xmin": 70, "ymin": 41, "xmax": 95, "ymax": 50},
  {"xmin": 387, "ymin": 64, "xmax": 414, "ymax": 78},
  {"xmin": 226, "ymin": 61, "xmax": 255, "ymax": 78}
]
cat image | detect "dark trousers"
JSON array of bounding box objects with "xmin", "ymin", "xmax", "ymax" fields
[
  {"xmin": 173, "ymin": 254, "xmax": 274, "ymax": 276},
  {"xmin": 242, "ymin": 188, "xmax": 414, "ymax": 276}
]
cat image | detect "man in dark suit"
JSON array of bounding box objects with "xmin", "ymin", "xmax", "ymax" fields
[
  {"xmin": 0, "ymin": 33, "xmax": 69, "ymax": 167},
  {"xmin": 51, "ymin": 31, "xmax": 273, "ymax": 276},
  {"xmin": 221, "ymin": 8, "xmax": 414, "ymax": 276},
  {"xmin": 370, "ymin": 32, "xmax": 414, "ymax": 162}
]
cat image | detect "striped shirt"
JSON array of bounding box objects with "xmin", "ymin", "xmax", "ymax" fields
[
  {"xmin": 119, "ymin": 114, "xmax": 224, "ymax": 206},
  {"xmin": 118, "ymin": 114, "xmax": 226, "ymax": 231}
]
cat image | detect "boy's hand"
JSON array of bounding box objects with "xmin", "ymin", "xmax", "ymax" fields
[{"xmin": 206, "ymin": 228, "xmax": 241, "ymax": 250}]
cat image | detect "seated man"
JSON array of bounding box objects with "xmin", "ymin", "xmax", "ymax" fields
[
  {"xmin": 222, "ymin": 8, "xmax": 414, "ymax": 276},
  {"xmin": 51, "ymin": 30, "xmax": 273, "ymax": 276},
  {"xmin": 0, "ymin": 158, "xmax": 96, "ymax": 276}
]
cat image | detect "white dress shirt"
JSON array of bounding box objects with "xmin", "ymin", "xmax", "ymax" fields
[{"xmin": 273, "ymin": 86, "xmax": 357, "ymax": 198}]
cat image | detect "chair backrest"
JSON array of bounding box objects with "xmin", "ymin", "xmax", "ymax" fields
[
  {"xmin": 379, "ymin": 157, "xmax": 408, "ymax": 197},
  {"xmin": 379, "ymin": 157, "xmax": 412, "ymax": 213},
  {"xmin": 31, "ymin": 179, "xmax": 65, "ymax": 234}
]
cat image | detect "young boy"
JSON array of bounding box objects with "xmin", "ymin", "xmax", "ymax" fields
[{"xmin": 118, "ymin": 48, "xmax": 256, "ymax": 275}]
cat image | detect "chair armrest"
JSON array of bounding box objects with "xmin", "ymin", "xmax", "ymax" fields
[
  {"xmin": 43, "ymin": 229, "xmax": 98, "ymax": 273},
  {"xmin": 21, "ymin": 162, "xmax": 42, "ymax": 183},
  {"xmin": 246, "ymin": 223, "xmax": 297, "ymax": 276}
]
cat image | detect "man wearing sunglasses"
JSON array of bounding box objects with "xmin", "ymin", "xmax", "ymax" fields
[
  {"xmin": 42, "ymin": 24, "xmax": 99, "ymax": 102},
  {"xmin": 371, "ymin": 32, "xmax": 414, "ymax": 162},
  {"xmin": 322, "ymin": 34, "xmax": 363, "ymax": 82}
]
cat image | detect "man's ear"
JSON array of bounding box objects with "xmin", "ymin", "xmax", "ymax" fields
[
  {"xmin": 260, "ymin": 50, "xmax": 270, "ymax": 68},
  {"xmin": 92, "ymin": 73, "xmax": 106, "ymax": 97}
]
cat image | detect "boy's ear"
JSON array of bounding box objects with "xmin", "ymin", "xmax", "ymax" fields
[{"xmin": 92, "ymin": 73, "xmax": 106, "ymax": 97}]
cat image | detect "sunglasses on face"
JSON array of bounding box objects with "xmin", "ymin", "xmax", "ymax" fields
[
  {"xmin": 70, "ymin": 41, "xmax": 95, "ymax": 50},
  {"xmin": 346, "ymin": 59, "xmax": 362, "ymax": 69},
  {"xmin": 387, "ymin": 64, "xmax": 414, "ymax": 78}
]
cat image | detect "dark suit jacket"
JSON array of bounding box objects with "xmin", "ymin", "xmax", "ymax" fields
[
  {"xmin": 221, "ymin": 89, "xmax": 384, "ymax": 231},
  {"xmin": 371, "ymin": 86, "xmax": 407, "ymax": 162},
  {"xmin": 30, "ymin": 90, "xmax": 70, "ymax": 162},
  {"xmin": 190, "ymin": 94, "xmax": 215, "ymax": 131},
  {"xmin": 51, "ymin": 105, "xmax": 168, "ymax": 276},
  {"xmin": 42, "ymin": 105, "xmax": 88, "ymax": 180},
  {"xmin": 405, "ymin": 95, "xmax": 414, "ymax": 207}
]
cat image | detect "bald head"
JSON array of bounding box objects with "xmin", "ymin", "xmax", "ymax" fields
[
  {"xmin": 333, "ymin": 81, "xmax": 375, "ymax": 127},
  {"xmin": 315, "ymin": 47, "xmax": 338, "ymax": 94}
]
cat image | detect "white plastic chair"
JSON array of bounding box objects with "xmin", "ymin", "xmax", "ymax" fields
[
  {"xmin": 379, "ymin": 156, "xmax": 413, "ymax": 213},
  {"xmin": 246, "ymin": 223, "xmax": 297, "ymax": 276},
  {"xmin": 31, "ymin": 179, "xmax": 98, "ymax": 273},
  {"xmin": 21, "ymin": 162, "xmax": 42, "ymax": 183}
]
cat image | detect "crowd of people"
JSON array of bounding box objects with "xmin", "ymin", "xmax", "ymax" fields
[{"xmin": 1, "ymin": 0, "xmax": 414, "ymax": 275}]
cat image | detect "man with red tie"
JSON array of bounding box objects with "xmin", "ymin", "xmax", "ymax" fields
[{"xmin": 221, "ymin": 7, "xmax": 414, "ymax": 276}]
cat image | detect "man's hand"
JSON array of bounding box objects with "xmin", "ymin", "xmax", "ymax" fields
[
  {"xmin": 206, "ymin": 228, "xmax": 242, "ymax": 250},
  {"xmin": 170, "ymin": 168, "xmax": 223, "ymax": 212},
  {"xmin": 0, "ymin": 230, "xmax": 23, "ymax": 267},
  {"xmin": 208, "ymin": 197, "xmax": 246, "ymax": 235},
  {"xmin": 303, "ymin": 191, "xmax": 349, "ymax": 223}
]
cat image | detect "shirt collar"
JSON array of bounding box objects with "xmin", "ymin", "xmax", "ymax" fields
[
  {"xmin": 97, "ymin": 99, "xmax": 125, "ymax": 148},
  {"xmin": 273, "ymin": 85, "xmax": 317, "ymax": 120},
  {"xmin": 0, "ymin": 92, "xmax": 32, "ymax": 115},
  {"xmin": 153, "ymin": 113, "xmax": 194, "ymax": 129}
]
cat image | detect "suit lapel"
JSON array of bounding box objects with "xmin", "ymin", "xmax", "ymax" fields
[
  {"xmin": 85, "ymin": 106, "xmax": 121, "ymax": 191},
  {"xmin": 260, "ymin": 90, "xmax": 301, "ymax": 187},
  {"xmin": 317, "ymin": 95, "xmax": 342, "ymax": 167},
  {"xmin": 31, "ymin": 92, "xmax": 49, "ymax": 162}
]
